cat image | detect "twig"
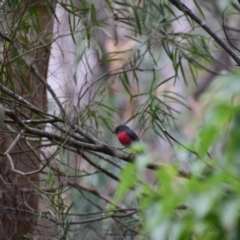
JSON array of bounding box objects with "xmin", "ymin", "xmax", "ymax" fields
[
  {"xmin": 0, "ymin": 86, "xmax": 54, "ymax": 118},
  {"xmin": 80, "ymin": 152, "xmax": 120, "ymax": 182},
  {"xmin": 67, "ymin": 180, "xmax": 138, "ymax": 218},
  {"xmin": 23, "ymin": 57, "xmax": 66, "ymax": 118},
  {"xmin": 3, "ymin": 130, "xmax": 24, "ymax": 154},
  {"xmin": 87, "ymin": 151, "xmax": 122, "ymax": 169},
  {"xmin": 169, "ymin": 0, "xmax": 240, "ymax": 66}
]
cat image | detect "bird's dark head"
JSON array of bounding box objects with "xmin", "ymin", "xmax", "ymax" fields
[{"xmin": 113, "ymin": 125, "xmax": 130, "ymax": 134}]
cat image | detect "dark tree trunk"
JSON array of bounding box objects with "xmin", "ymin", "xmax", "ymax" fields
[{"xmin": 0, "ymin": 1, "xmax": 56, "ymax": 239}]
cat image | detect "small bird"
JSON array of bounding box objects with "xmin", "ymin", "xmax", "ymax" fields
[{"xmin": 113, "ymin": 125, "xmax": 139, "ymax": 147}]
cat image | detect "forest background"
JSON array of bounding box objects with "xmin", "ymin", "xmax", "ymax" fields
[{"xmin": 0, "ymin": 0, "xmax": 240, "ymax": 239}]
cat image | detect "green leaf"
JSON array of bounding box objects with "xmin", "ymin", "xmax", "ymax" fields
[
  {"xmin": 132, "ymin": 5, "xmax": 142, "ymax": 35},
  {"xmin": 114, "ymin": 163, "xmax": 137, "ymax": 201},
  {"xmin": 105, "ymin": 0, "xmax": 113, "ymax": 11},
  {"xmin": 193, "ymin": 0, "xmax": 205, "ymax": 18},
  {"xmin": 198, "ymin": 125, "xmax": 218, "ymax": 156}
]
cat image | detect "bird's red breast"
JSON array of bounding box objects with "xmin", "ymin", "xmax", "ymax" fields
[{"xmin": 117, "ymin": 131, "xmax": 133, "ymax": 146}]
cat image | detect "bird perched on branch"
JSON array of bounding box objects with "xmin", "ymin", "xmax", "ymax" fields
[{"xmin": 113, "ymin": 125, "xmax": 139, "ymax": 147}]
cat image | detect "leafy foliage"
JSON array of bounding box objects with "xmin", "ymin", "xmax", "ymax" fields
[
  {"xmin": 115, "ymin": 77, "xmax": 240, "ymax": 239},
  {"xmin": 1, "ymin": 0, "xmax": 240, "ymax": 239}
]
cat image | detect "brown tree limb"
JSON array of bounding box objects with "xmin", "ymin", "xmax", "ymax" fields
[{"xmin": 4, "ymin": 108, "xmax": 190, "ymax": 178}]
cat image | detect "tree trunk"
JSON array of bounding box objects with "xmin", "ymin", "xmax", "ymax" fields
[{"xmin": 0, "ymin": 1, "xmax": 55, "ymax": 239}]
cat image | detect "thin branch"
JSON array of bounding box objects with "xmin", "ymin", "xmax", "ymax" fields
[
  {"xmin": 80, "ymin": 152, "xmax": 120, "ymax": 182},
  {"xmin": 231, "ymin": 2, "xmax": 240, "ymax": 12},
  {"xmin": 222, "ymin": 10, "xmax": 240, "ymax": 52},
  {"xmin": 4, "ymin": 118, "xmax": 63, "ymax": 125},
  {"xmin": 67, "ymin": 180, "xmax": 138, "ymax": 217},
  {"xmin": 169, "ymin": 0, "xmax": 240, "ymax": 66},
  {"xmin": 193, "ymin": 51, "xmax": 232, "ymax": 100},
  {"xmin": 0, "ymin": 85, "xmax": 54, "ymax": 118},
  {"xmin": 21, "ymin": 55, "xmax": 67, "ymax": 118},
  {"xmin": 0, "ymin": 29, "xmax": 66, "ymax": 118},
  {"xmin": 87, "ymin": 151, "xmax": 123, "ymax": 169},
  {"xmin": 5, "ymin": 153, "xmax": 46, "ymax": 176},
  {"xmin": 4, "ymin": 108, "xmax": 190, "ymax": 177},
  {"xmin": 3, "ymin": 130, "xmax": 24, "ymax": 154}
]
